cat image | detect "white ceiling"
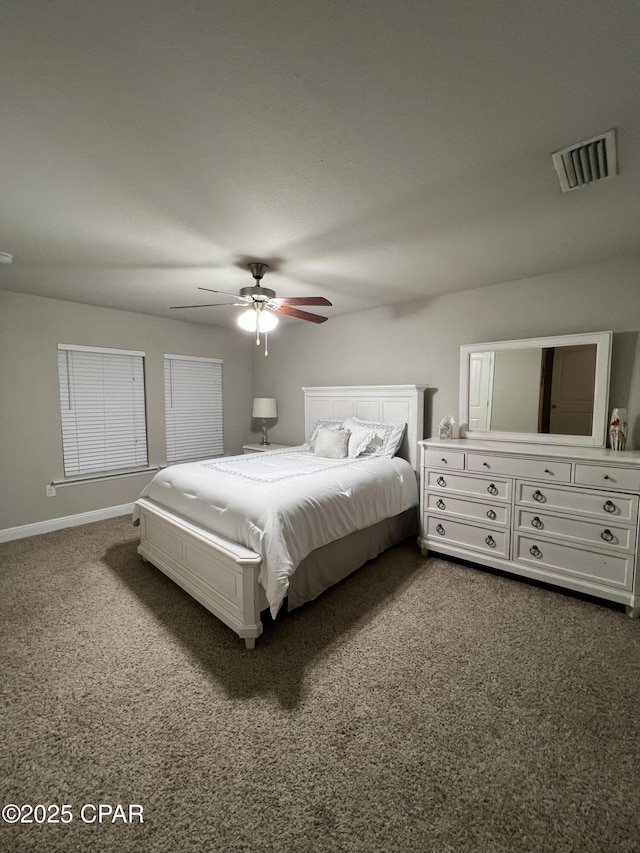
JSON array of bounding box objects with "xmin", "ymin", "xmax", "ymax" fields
[{"xmin": 2, "ymin": 0, "xmax": 639, "ymax": 328}]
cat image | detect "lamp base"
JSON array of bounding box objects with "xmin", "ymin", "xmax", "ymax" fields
[{"xmin": 260, "ymin": 421, "xmax": 270, "ymax": 445}]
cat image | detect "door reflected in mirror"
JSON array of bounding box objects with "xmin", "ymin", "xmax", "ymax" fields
[{"xmin": 469, "ymin": 344, "xmax": 597, "ymax": 435}]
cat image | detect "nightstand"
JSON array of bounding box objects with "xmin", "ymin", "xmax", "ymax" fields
[{"xmin": 243, "ymin": 443, "xmax": 291, "ymax": 454}]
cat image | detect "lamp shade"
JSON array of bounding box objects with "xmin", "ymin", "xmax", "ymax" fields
[{"xmin": 252, "ymin": 397, "xmax": 277, "ymax": 419}]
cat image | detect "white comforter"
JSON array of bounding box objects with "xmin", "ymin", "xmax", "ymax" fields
[{"xmin": 137, "ymin": 447, "xmax": 418, "ymax": 616}]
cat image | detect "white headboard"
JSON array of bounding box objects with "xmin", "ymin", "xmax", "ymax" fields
[{"xmin": 302, "ymin": 385, "xmax": 427, "ymax": 471}]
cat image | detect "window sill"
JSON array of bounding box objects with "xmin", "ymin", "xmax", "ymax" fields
[{"xmin": 52, "ymin": 466, "xmax": 159, "ymax": 488}]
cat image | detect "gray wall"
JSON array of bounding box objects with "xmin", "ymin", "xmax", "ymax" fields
[
  {"xmin": 253, "ymin": 254, "xmax": 640, "ymax": 450},
  {"xmin": 0, "ymin": 291, "xmax": 254, "ymax": 529}
]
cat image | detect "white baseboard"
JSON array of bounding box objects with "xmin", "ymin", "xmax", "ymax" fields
[{"xmin": 0, "ymin": 503, "xmax": 134, "ymax": 543}]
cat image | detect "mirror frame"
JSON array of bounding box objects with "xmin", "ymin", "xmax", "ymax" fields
[{"xmin": 459, "ymin": 331, "xmax": 613, "ymax": 446}]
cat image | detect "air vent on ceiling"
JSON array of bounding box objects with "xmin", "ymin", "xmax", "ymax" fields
[{"xmin": 551, "ymin": 129, "xmax": 617, "ymax": 193}]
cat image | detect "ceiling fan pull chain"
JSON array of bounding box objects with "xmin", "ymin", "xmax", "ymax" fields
[{"xmin": 264, "ymin": 330, "xmax": 269, "ymax": 357}]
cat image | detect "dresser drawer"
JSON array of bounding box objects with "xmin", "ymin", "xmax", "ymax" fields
[
  {"xmin": 514, "ymin": 534, "xmax": 634, "ymax": 590},
  {"xmin": 425, "ymin": 516, "xmax": 509, "ymax": 558},
  {"xmin": 574, "ymin": 463, "xmax": 640, "ymax": 492},
  {"xmin": 426, "ymin": 470, "xmax": 511, "ymax": 502},
  {"xmin": 426, "ymin": 492, "xmax": 510, "ymax": 527},
  {"xmin": 423, "ymin": 449, "xmax": 465, "ymax": 470},
  {"xmin": 467, "ymin": 453, "xmax": 571, "ymax": 483},
  {"xmin": 516, "ymin": 482, "xmax": 639, "ymax": 523},
  {"xmin": 515, "ymin": 509, "xmax": 635, "ymax": 554}
]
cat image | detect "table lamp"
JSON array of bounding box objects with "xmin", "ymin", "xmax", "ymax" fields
[{"xmin": 252, "ymin": 398, "xmax": 277, "ymax": 445}]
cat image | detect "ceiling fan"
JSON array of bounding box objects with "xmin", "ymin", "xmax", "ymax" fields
[{"xmin": 170, "ymin": 262, "xmax": 332, "ymax": 356}]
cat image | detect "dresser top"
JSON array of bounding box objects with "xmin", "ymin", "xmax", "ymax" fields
[{"xmin": 421, "ymin": 438, "xmax": 640, "ymax": 466}]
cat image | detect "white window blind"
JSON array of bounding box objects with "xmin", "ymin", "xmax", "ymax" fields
[
  {"xmin": 164, "ymin": 354, "xmax": 223, "ymax": 463},
  {"xmin": 57, "ymin": 344, "xmax": 148, "ymax": 477}
]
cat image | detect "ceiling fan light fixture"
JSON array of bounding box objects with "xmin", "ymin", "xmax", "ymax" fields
[{"xmin": 236, "ymin": 308, "xmax": 279, "ymax": 333}]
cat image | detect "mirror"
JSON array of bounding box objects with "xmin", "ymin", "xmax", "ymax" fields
[{"xmin": 459, "ymin": 331, "xmax": 613, "ymax": 446}]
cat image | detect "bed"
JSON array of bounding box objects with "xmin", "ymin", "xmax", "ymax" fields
[{"xmin": 133, "ymin": 385, "xmax": 426, "ymax": 647}]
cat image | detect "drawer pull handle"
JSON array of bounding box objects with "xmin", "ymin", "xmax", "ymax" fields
[
  {"xmin": 487, "ymin": 483, "xmax": 498, "ymax": 495},
  {"xmin": 436, "ymin": 523, "xmax": 445, "ymax": 535},
  {"xmin": 440, "ymin": 457, "xmax": 448, "ymax": 463},
  {"xmin": 532, "ymin": 490, "xmax": 545, "ymax": 502},
  {"xmin": 603, "ymin": 474, "xmax": 611, "ymax": 480},
  {"xmin": 485, "ymin": 535, "xmax": 496, "ymax": 547},
  {"xmin": 486, "ymin": 509, "xmax": 496, "ymax": 520},
  {"xmin": 482, "ymin": 461, "xmax": 490, "ymax": 467},
  {"xmin": 601, "ymin": 529, "xmax": 614, "ymax": 542},
  {"xmin": 544, "ymin": 468, "xmax": 552, "ymax": 475},
  {"xmin": 437, "ymin": 476, "xmax": 447, "ymax": 487},
  {"xmin": 530, "ymin": 545, "xmax": 541, "ymax": 558},
  {"xmin": 531, "ymin": 516, "xmax": 543, "ymax": 529},
  {"xmin": 603, "ymin": 500, "xmax": 616, "ymax": 514},
  {"xmin": 436, "ymin": 499, "xmax": 446, "ymax": 510}
]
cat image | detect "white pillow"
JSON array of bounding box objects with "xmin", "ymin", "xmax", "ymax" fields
[
  {"xmin": 347, "ymin": 425, "xmax": 375, "ymax": 458},
  {"xmin": 314, "ymin": 428, "xmax": 349, "ymax": 458},
  {"xmin": 305, "ymin": 419, "xmax": 344, "ymax": 451},
  {"xmin": 343, "ymin": 417, "xmax": 406, "ymax": 457}
]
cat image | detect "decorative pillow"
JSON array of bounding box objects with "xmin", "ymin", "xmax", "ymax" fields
[
  {"xmin": 305, "ymin": 419, "xmax": 344, "ymax": 451},
  {"xmin": 347, "ymin": 426, "xmax": 375, "ymax": 458},
  {"xmin": 343, "ymin": 417, "xmax": 406, "ymax": 457},
  {"xmin": 314, "ymin": 428, "xmax": 350, "ymax": 458}
]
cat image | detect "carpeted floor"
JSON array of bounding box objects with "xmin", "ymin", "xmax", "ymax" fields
[{"xmin": 1, "ymin": 516, "xmax": 639, "ymax": 853}]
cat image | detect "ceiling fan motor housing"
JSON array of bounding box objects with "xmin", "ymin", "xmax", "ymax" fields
[{"xmin": 239, "ymin": 285, "xmax": 276, "ymax": 301}]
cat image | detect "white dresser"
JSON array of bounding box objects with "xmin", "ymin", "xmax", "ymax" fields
[{"xmin": 419, "ymin": 438, "xmax": 640, "ymax": 616}]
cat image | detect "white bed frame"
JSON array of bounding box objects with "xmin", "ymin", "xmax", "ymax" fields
[{"xmin": 135, "ymin": 384, "xmax": 426, "ymax": 648}]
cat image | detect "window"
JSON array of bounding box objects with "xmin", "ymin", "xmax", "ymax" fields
[
  {"xmin": 164, "ymin": 354, "xmax": 223, "ymax": 463},
  {"xmin": 57, "ymin": 344, "xmax": 148, "ymax": 477}
]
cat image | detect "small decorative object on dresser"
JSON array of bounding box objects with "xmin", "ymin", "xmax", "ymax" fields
[
  {"xmin": 438, "ymin": 415, "xmax": 455, "ymax": 440},
  {"xmin": 609, "ymin": 408, "xmax": 628, "ymax": 451}
]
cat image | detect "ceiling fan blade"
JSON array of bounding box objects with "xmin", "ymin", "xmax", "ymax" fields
[
  {"xmin": 273, "ymin": 297, "xmax": 333, "ymax": 306},
  {"xmin": 275, "ymin": 305, "xmax": 328, "ymax": 324},
  {"xmin": 170, "ymin": 302, "xmax": 238, "ymax": 309},
  {"xmin": 198, "ymin": 286, "xmax": 246, "ymax": 299}
]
